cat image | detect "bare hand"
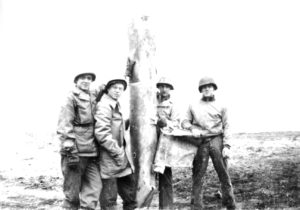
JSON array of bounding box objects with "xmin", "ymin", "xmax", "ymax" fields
[
  {"xmin": 191, "ymin": 128, "xmax": 202, "ymax": 138},
  {"xmin": 222, "ymin": 147, "xmax": 231, "ymax": 159},
  {"xmin": 62, "ymin": 140, "xmax": 75, "ymax": 151},
  {"xmin": 115, "ymin": 151, "xmax": 128, "ymax": 168}
]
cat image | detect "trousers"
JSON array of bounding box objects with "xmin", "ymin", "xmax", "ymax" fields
[
  {"xmin": 61, "ymin": 156, "xmax": 102, "ymax": 210},
  {"xmin": 159, "ymin": 166, "xmax": 174, "ymax": 210},
  {"xmin": 191, "ymin": 135, "xmax": 236, "ymax": 210},
  {"xmin": 99, "ymin": 174, "xmax": 137, "ymax": 210}
]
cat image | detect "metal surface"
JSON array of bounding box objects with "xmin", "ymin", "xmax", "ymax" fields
[{"xmin": 126, "ymin": 15, "xmax": 158, "ymax": 208}]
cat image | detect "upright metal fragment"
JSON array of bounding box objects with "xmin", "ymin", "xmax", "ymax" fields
[{"xmin": 126, "ymin": 15, "xmax": 158, "ymax": 208}]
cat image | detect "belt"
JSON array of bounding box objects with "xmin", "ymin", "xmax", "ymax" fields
[
  {"xmin": 202, "ymin": 134, "xmax": 222, "ymax": 142},
  {"xmin": 74, "ymin": 123, "xmax": 94, "ymax": 127}
]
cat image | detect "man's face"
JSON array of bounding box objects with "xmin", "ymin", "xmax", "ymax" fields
[
  {"xmin": 76, "ymin": 74, "xmax": 93, "ymax": 91},
  {"xmin": 107, "ymin": 83, "xmax": 125, "ymax": 100},
  {"xmin": 201, "ymin": 84, "xmax": 215, "ymax": 97},
  {"xmin": 158, "ymin": 84, "xmax": 171, "ymax": 97}
]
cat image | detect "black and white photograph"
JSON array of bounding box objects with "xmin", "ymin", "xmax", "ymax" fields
[{"xmin": 0, "ymin": 1, "xmax": 299, "ymax": 209}]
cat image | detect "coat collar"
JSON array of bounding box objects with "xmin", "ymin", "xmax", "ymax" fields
[
  {"xmin": 102, "ymin": 94, "xmax": 119, "ymax": 109},
  {"xmin": 157, "ymin": 95, "xmax": 173, "ymax": 105},
  {"xmin": 73, "ymin": 87, "xmax": 90, "ymax": 100}
]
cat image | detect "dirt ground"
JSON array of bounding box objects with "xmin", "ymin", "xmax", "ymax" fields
[{"xmin": 0, "ymin": 131, "xmax": 299, "ymax": 210}]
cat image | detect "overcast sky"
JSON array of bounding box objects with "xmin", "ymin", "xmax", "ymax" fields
[{"xmin": 0, "ymin": 0, "xmax": 300, "ymax": 136}]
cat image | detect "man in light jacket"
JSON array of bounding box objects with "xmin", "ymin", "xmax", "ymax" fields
[
  {"xmin": 57, "ymin": 72, "xmax": 102, "ymax": 210},
  {"xmin": 181, "ymin": 77, "xmax": 237, "ymax": 210},
  {"xmin": 94, "ymin": 78, "xmax": 136, "ymax": 210}
]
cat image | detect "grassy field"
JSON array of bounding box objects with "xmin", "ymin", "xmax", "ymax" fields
[{"xmin": 0, "ymin": 131, "xmax": 299, "ymax": 209}]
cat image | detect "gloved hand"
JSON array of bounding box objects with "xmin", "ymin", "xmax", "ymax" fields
[
  {"xmin": 157, "ymin": 118, "xmax": 167, "ymax": 128},
  {"xmin": 125, "ymin": 58, "xmax": 136, "ymax": 78},
  {"xmin": 125, "ymin": 119, "xmax": 130, "ymax": 130},
  {"xmin": 96, "ymin": 84, "xmax": 106, "ymax": 102}
]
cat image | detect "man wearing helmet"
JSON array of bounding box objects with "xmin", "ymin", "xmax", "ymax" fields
[
  {"xmin": 57, "ymin": 72, "xmax": 102, "ymax": 210},
  {"xmin": 182, "ymin": 77, "xmax": 237, "ymax": 210},
  {"xmin": 94, "ymin": 78, "xmax": 137, "ymax": 210},
  {"xmin": 155, "ymin": 77, "xmax": 180, "ymax": 210}
]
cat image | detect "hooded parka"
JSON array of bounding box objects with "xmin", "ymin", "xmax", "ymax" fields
[
  {"xmin": 57, "ymin": 87, "xmax": 98, "ymax": 156},
  {"xmin": 94, "ymin": 93, "xmax": 134, "ymax": 179}
]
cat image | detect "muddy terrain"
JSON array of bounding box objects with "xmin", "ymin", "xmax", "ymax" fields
[{"xmin": 0, "ymin": 131, "xmax": 299, "ymax": 209}]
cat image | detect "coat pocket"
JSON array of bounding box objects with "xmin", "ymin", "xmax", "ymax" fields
[
  {"xmin": 99, "ymin": 151, "xmax": 131, "ymax": 178},
  {"xmin": 74, "ymin": 126, "xmax": 97, "ymax": 154}
]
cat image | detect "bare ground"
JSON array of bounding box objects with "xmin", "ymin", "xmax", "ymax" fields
[{"xmin": 0, "ymin": 131, "xmax": 299, "ymax": 209}]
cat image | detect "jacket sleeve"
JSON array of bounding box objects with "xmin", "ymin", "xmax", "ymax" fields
[
  {"xmin": 181, "ymin": 104, "xmax": 194, "ymax": 130},
  {"xmin": 221, "ymin": 106, "xmax": 231, "ymax": 146},
  {"xmin": 56, "ymin": 93, "xmax": 77, "ymax": 148},
  {"xmin": 94, "ymin": 102, "xmax": 123, "ymax": 157},
  {"xmin": 168, "ymin": 104, "xmax": 181, "ymax": 127},
  {"xmin": 181, "ymin": 108, "xmax": 213, "ymax": 137}
]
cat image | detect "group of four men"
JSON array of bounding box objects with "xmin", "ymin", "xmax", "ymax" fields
[{"xmin": 57, "ymin": 72, "xmax": 236, "ymax": 210}]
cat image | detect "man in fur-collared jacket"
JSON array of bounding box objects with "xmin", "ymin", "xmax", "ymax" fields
[{"xmin": 94, "ymin": 78, "xmax": 136, "ymax": 210}]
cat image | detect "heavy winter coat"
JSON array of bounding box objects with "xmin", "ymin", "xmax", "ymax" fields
[
  {"xmin": 57, "ymin": 87, "xmax": 98, "ymax": 156},
  {"xmin": 94, "ymin": 94, "xmax": 134, "ymax": 179}
]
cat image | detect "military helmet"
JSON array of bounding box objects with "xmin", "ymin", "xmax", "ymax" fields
[
  {"xmin": 105, "ymin": 78, "xmax": 127, "ymax": 91},
  {"xmin": 198, "ymin": 77, "xmax": 218, "ymax": 93},
  {"xmin": 74, "ymin": 72, "xmax": 96, "ymax": 83},
  {"xmin": 156, "ymin": 77, "xmax": 174, "ymax": 90}
]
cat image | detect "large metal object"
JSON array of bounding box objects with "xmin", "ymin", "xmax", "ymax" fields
[{"xmin": 126, "ymin": 15, "xmax": 158, "ymax": 208}]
